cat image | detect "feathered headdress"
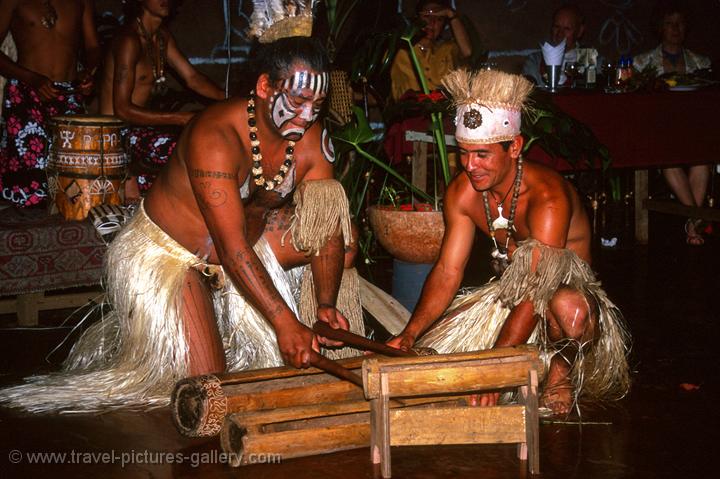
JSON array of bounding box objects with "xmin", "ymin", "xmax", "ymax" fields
[
  {"xmin": 249, "ymin": 0, "xmax": 317, "ymax": 44},
  {"xmin": 442, "ymin": 69, "xmax": 533, "ymax": 144}
]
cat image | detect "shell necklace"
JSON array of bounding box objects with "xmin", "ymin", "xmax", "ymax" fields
[
  {"xmin": 482, "ymin": 156, "xmax": 523, "ymax": 276},
  {"xmin": 247, "ymin": 92, "xmax": 295, "ymax": 191}
]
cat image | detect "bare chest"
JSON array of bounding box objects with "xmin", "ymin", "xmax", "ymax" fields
[{"xmin": 14, "ymin": 0, "xmax": 82, "ymax": 33}]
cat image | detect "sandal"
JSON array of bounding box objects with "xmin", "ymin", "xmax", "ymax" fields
[{"xmin": 685, "ymin": 218, "xmax": 705, "ymax": 246}]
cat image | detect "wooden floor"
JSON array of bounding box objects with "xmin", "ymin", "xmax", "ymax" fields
[{"xmin": 1, "ymin": 211, "xmax": 718, "ymax": 478}]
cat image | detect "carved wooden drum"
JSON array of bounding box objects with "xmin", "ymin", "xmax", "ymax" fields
[{"xmin": 48, "ymin": 115, "xmax": 127, "ymax": 221}]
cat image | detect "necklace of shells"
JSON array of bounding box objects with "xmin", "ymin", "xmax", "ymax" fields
[{"xmin": 247, "ymin": 92, "xmax": 295, "ymax": 191}]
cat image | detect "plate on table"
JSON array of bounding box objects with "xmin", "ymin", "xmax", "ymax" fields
[{"xmin": 667, "ymin": 84, "xmax": 702, "ymax": 92}]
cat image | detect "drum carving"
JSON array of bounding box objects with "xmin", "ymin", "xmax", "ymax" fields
[{"xmin": 49, "ymin": 115, "xmax": 127, "ymax": 221}]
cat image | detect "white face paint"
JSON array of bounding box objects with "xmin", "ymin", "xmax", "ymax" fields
[{"xmin": 269, "ymin": 69, "xmax": 329, "ymax": 140}]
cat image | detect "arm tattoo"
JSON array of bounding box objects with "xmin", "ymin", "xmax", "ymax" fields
[
  {"xmin": 233, "ymin": 250, "xmax": 285, "ymax": 316},
  {"xmin": 190, "ymin": 169, "xmax": 235, "ymax": 179},
  {"xmin": 197, "ymin": 181, "xmax": 227, "ymax": 207}
]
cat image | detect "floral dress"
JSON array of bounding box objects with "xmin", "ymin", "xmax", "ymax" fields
[{"xmin": 0, "ymin": 79, "xmax": 85, "ymax": 207}]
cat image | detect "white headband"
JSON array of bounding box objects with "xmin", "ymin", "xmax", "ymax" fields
[{"xmin": 454, "ymin": 103, "xmax": 521, "ymax": 144}]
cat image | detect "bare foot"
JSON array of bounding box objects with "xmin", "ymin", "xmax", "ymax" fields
[
  {"xmin": 685, "ymin": 219, "xmax": 705, "ymax": 246},
  {"xmin": 466, "ymin": 392, "xmax": 500, "ymax": 407},
  {"xmin": 540, "ymin": 357, "xmax": 574, "ymax": 416}
]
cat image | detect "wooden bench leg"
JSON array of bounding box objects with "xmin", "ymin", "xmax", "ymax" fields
[
  {"xmin": 370, "ymin": 374, "xmax": 392, "ymax": 478},
  {"xmin": 16, "ymin": 292, "xmax": 42, "ymax": 326},
  {"xmin": 520, "ymin": 369, "xmax": 540, "ymax": 475}
]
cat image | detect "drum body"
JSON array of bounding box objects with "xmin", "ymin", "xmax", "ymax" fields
[{"xmin": 49, "ymin": 115, "xmax": 127, "ymax": 221}]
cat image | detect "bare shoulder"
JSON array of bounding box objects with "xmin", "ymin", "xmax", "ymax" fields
[
  {"xmin": 183, "ymin": 99, "xmax": 246, "ymax": 169},
  {"xmin": 524, "ymin": 160, "xmax": 573, "ymax": 206},
  {"xmin": 112, "ymin": 25, "xmax": 141, "ymax": 52},
  {"xmin": 159, "ymin": 24, "xmax": 175, "ymax": 44},
  {"xmin": 295, "ymin": 122, "xmax": 333, "ymax": 179},
  {"xmin": 444, "ymin": 173, "xmax": 478, "ymax": 218}
]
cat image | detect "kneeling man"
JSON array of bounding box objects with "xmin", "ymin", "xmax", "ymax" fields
[
  {"xmin": 388, "ymin": 69, "xmax": 630, "ymax": 415},
  {"xmin": 1, "ymin": 36, "xmax": 362, "ymax": 412}
]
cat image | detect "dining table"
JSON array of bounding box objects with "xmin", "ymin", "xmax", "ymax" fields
[{"xmin": 525, "ymin": 85, "xmax": 720, "ymax": 243}]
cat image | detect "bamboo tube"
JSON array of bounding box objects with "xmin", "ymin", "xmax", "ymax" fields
[
  {"xmin": 171, "ymin": 356, "xmax": 366, "ymax": 438},
  {"xmin": 221, "ymin": 412, "xmax": 370, "ymax": 467}
]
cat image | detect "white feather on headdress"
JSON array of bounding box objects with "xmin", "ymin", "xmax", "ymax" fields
[{"xmin": 249, "ymin": 0, "xmax": 316, "ymax": 43}]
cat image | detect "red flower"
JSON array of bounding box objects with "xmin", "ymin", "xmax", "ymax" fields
[
  {"xmin": 6, "ymin": 116, "xmax": 21, "ymax": 135},
  {"xmin": 416, "ymin": 90, "xmax": 446, "ymax": 103},
  {"xmin": 28, "ymin": 137, "xmax": 44, "ymax": 153}
]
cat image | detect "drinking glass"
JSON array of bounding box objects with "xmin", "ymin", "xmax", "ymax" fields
[{"xmin": 564, "ymin": 61, "xmax": 579, "ymax": 88}]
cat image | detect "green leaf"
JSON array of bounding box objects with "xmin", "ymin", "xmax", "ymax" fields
[{"xmin": 331, "ymin": 106, "xmax": 376, "ymax": 147}]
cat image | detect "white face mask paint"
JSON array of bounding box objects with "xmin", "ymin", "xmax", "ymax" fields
[{"xmin": 269, "ymin": 70, "xmax": 329, "ymax": 140}]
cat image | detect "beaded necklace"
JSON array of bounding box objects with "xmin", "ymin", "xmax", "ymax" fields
[
  {"xmin": 136, "ymin": 18, "xmax": 167, "ymax": 93},
  {"xmin": 482, "ymin": 156, "xmax": 523, "ymax": 276},
  {"xmin": 40, "ymin": 0, "xmax": 58, "ymax": 29},
  {"xmin": 247, "ymin": 92, "xmax": 295, "ymax": 191}
]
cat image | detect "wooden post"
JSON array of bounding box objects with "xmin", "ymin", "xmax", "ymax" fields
[
  {"xmin": 634, "ymin": 169, "xmax": 649, "ymax": 244},
  {"xmin": 412, "ymin": 141, "xmax": 428, "ymax": 194}
]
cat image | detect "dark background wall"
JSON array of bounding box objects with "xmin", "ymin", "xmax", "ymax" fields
[{"xmin": 94, "ymin": 0, "xmax": 719, "ymax": 92}]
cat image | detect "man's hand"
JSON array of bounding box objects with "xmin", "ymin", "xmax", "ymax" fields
[
  {"xmin": 315, "ymin": 305, "xmax": 349, "ymax": 347},
  {"xmin": 33, "ymin": 75, "xmax": 60, "ymax": 102},
  {"xmin": 276, "ymin": 319, "xmax": 319, "ymax": 369},
  {"xmin": 123, "ymin": 177, "xmax": 141, "ymax": 205},
  {"xmin": 386, "ymin": 332, "xmax": 416, "ymax": 352},
  {"xmin": 76, "ymin": 69, "xmax": 96, "ymax": 96}
]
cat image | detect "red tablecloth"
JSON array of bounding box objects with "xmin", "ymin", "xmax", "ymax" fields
[{"xmin": 525, "ymin": 87, "xmax": 720, "ymax": 170}]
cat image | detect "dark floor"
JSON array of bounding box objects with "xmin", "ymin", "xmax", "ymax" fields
[{"xmin": 0, "ymin": 210, "xmax": 718, "ymax": 478}]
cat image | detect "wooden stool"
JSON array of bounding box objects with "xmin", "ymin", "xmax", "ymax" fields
[{"xmin": 363, "ymin": 345, "xmax": 542, "ymax": 478}]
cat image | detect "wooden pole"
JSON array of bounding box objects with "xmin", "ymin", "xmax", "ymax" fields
[{"xmin": 312, "ymin": 321, "xmax": 423, "ymax": 357}]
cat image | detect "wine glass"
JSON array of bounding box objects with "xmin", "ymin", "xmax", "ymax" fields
[{"xmin": 564, "ymin": 61, "xmax": 579, "ymax": 88}]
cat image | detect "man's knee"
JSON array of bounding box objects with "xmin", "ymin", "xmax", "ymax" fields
[{"xmin": 548, "ymin": 287, "xmax": 595, "ymax": 340}]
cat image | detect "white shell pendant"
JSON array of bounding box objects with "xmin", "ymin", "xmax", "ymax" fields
[{"xmin": 492, "ymin": 205, "xmax": 509, "ymax": 230}]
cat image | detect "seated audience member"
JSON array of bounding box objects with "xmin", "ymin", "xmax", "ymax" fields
[
  {"xmin": 0, "ymin": 0, "xmax": 100, "ymax": 207},
  {"xmin": 99, "ymin": 0, "xmax": 225, "ymax": 201},
  {"xmin": 390, "ymin": 0, "xmax": 471, "ymax": 101},
  {"xmin": 634, "ymin": 1, "xmax": 711, "ymax": 245},
  {"xmin": 522, "ymin": 4, "xmax": 585, "ymax": 86}
]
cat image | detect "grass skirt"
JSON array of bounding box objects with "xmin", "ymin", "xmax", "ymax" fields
[
  {"xmin": 0, "ymin": 194, "xmax": 362, "ymax": 413},
  {"xmin": 417, "ymin": 238, "xmax": 631, "ymax": 402}
]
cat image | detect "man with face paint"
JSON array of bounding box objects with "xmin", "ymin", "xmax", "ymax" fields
[
  {"xmin": 0, "ymin": 35, "xmax": 364, "ymax": 413},
  {"xmin": 387, "ymin": 69, "xmax": 630, "ymax": 417}
]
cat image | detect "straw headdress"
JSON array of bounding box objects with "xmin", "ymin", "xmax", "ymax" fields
[
  {"xmin": 442, "ymin": 69, "xmax": 533, "ymax": 144},
  {"xmin": 248, "ymin": 0, "xmax": 316, "ymax": 44}
]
